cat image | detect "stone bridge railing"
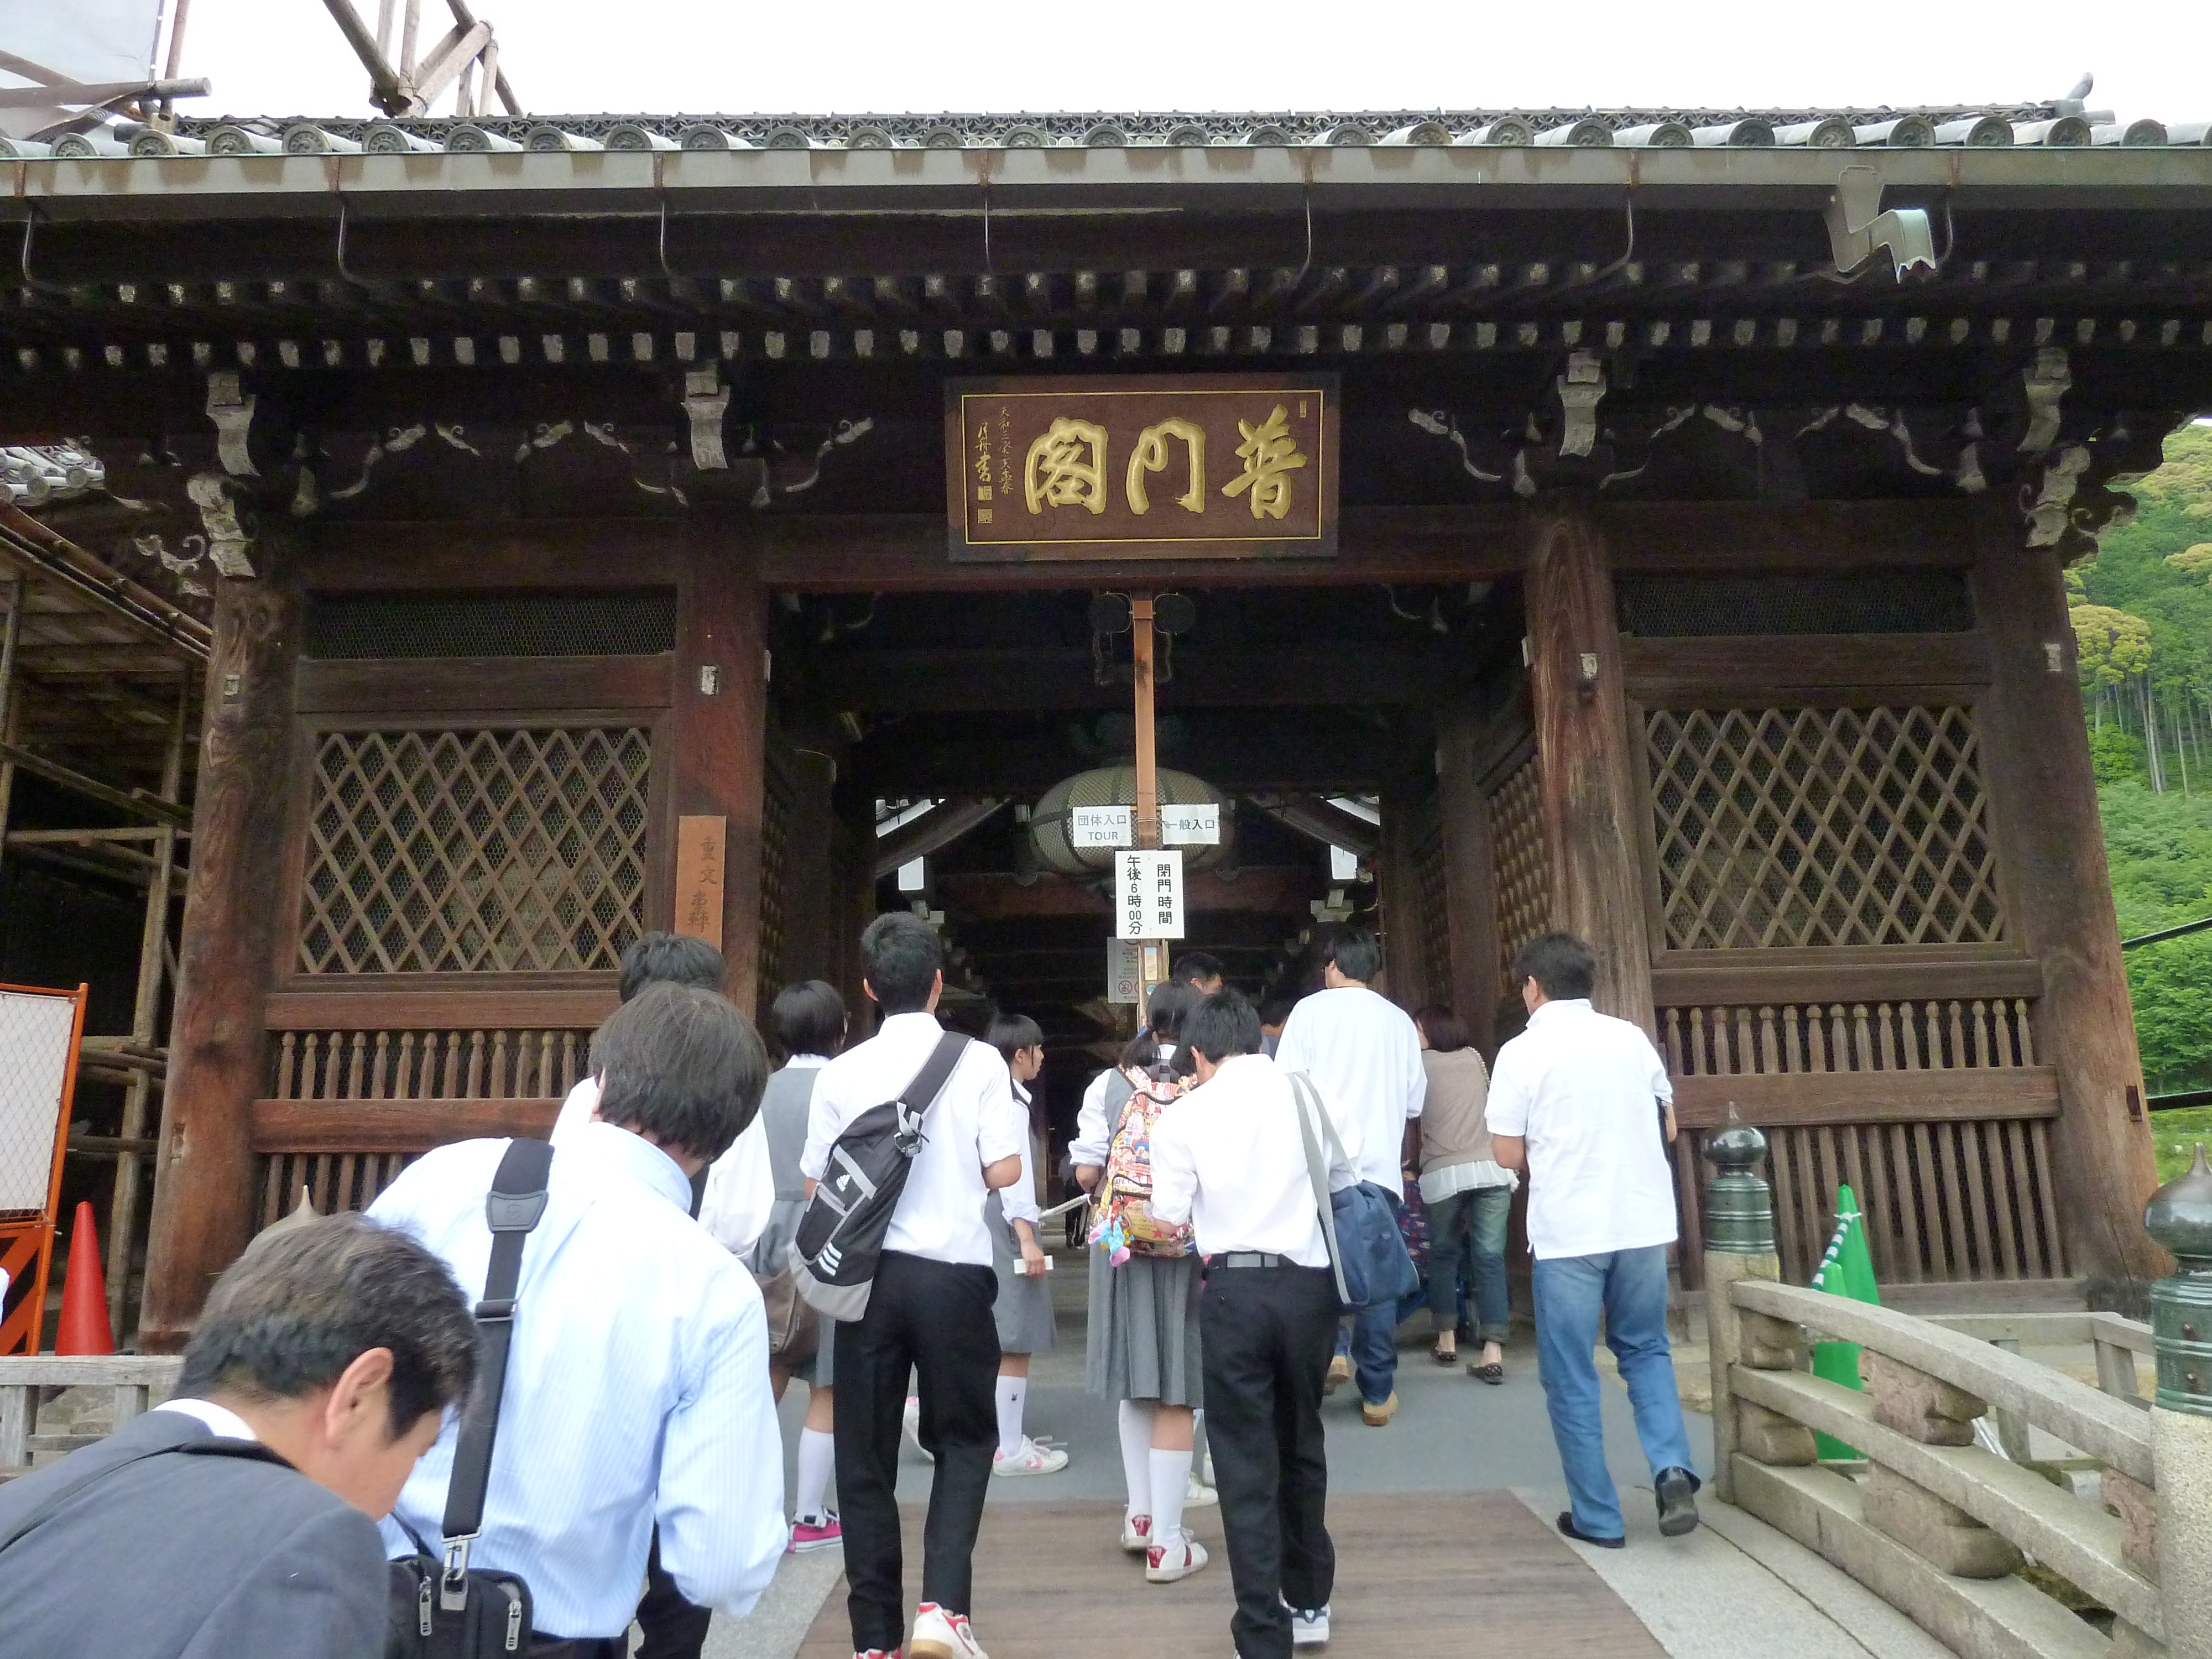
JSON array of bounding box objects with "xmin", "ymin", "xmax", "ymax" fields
[
  {"xmin": 1704, "ymin": 1119, "xmax": 2212, "ymax": 1659},
  {"xmin": 0, "ymin": 1355, "xmax": 182, "ymax": 1475}
]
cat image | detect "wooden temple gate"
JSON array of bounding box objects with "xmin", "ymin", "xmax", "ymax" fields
[{"xmin": 0, "ymin": 109, "xmax": 2192, "ymax": 1343}]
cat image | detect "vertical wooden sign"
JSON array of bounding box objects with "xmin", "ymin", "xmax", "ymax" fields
[{"xmin": 674, "ymin": 815, "xmax": 728, "ymax": 948}]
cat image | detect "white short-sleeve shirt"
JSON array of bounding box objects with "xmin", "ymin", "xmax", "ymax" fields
[
  {"xmin": 1485, "ymin": 998, "xmax": 1677, "ymax": 1261},
  {"xmin": 800, "ymin": 1011, "xmax": 1025, "ymax": 1267},
  {"xmin": 1272, "ymin": 984, "xmax": 1427, "ymax": 1189}
]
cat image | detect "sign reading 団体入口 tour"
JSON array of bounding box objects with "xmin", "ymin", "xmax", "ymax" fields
[{"xmin": 944, "ymin": 375, "xmax": 1339, "ymax": 561}]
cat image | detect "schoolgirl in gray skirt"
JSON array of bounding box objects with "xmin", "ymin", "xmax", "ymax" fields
[{"xmin": 985, "ymin": 1014, "xmax": 1068, "ymax": 1477}]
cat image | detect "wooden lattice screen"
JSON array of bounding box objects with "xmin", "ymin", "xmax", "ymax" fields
[
  {"xmin": 756, "ymin": 746, "xmax": 799, "ymax": 1006},
  {"xmin": 297, "ymin": 727, "xmax": 653, "ymax": 974},
  {"xmin": 1408, "ymin": 818, "xmax": 1453, "ymax": 1009},
  {"xmin": 1487, "ymin": 757, "xmax": 1550, "ymax": 981},
  {"xmin": 1645, "ymin": 705, "xmax": 2005, "ymax": 952}
]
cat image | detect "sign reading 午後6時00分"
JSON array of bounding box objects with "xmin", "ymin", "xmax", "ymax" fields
[{"xmin": 945, "ymin": 375, "xmax": 1339, "ymax": 561}]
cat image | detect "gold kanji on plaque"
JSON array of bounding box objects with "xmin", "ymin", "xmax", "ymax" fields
[
  {"xmin": 1025, "ymin": 418, "xmax": 1110, "ymax": 515},
  {"xmin": 1126, "ymin": 418, "xmax": 1207, "ymax": 514},
  {"xmin": 1220, "ymin": 403, "xmax": 1307, "ymax": 520}
]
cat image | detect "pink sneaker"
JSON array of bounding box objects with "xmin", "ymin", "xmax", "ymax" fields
[{"xmin": 790, "ymin": 1512, "xmax": 843, "ymax": 1553}]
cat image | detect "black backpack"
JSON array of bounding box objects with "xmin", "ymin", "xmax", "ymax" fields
[{"xmin": 789, "ymin": 1032, "xmax": 969, "ymax": 1322}]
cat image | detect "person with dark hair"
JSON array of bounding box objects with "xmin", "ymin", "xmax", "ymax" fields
[
  {"xmin": 1411, "ymin": 1004, "xmax": 1512, "ymax": 1381},
  {"xmin": 0, "ymin": 1213, "xmax": 476, "ymax": 1659},
  {"xmin": 983, "ymin": 1011, "xmax": 1069, "ymax": 1478},
  {"xmin": 1488, "ymin": 932, "xmax": 1699, "ymax": 1549},
  {"xmin": 1258, "ymin": 992, "xmax": 1296, "ymax": 1059},
  {"xmin": 1072, "ymin": 978, "xmax": 1218, "ymax": 1583},
  {"xmin": 1172, "ymin": 951, "xmax": 1225, "ymax": 995},
  {"xmin": 702, "ymin": 979, "xmax": 853, "ymax": 1554},
  {"xmin": 802, "ymin": 912, "xmax": 1027, "ymax": 1659},
  {"xmin": 551, "ymin": 930, "xmax": 729, "ymax": 1148},
  {"xmin": 370, "ymin": 983, "xmax": 787, "ymax": 1653},
  {"xmin": 1150, "ymin": 989, "xmax": 1359, "ymax": 1659},
  {"xmin": 1273, "ymin": 922, "xmax": 1426, "ymax": 1425}
]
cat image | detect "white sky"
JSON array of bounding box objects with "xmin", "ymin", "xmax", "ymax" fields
[{"xmin": 170, "ymin": 0, "xmax": 2209, "ymax": 124}]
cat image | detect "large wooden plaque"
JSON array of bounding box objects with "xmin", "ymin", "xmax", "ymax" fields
[{"xmin": 945, "ymin": 375, "xmax": 1339, "ymax": 562}]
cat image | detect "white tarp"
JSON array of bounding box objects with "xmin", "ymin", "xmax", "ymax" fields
[
  {"xmin": 0, "ymin": 989, "xmax": 78, "ymax": 1213},
  {"xmin": 0, "ymin": 0, "xmax": 163, "ymax": 138}
]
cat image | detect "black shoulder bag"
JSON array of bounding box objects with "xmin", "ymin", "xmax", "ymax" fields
[{"xmin": 387, "ymin": 1136, "xmax": 553, "ymax": 1658}]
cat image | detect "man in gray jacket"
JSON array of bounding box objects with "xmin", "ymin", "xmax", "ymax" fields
[{"xmin": 0, "ymin": 1209, "xmax": 477, "ymax": 1659}]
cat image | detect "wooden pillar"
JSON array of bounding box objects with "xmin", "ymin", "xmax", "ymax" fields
[
  {"xmin": 1970, "ymin": 501, "xmax": 2163, "ymax": 1284},
  {"xmin": 139, "ymin": 568, "xmax": 301, "ymax": 1348},
  {"xmin": 1436, "ymin": 698, "xmax": 1504, "ymax": 1052},
  {"xmin": 1525, "ymin": 504, "xmax": 1656, "ymax": 1034},
  {"xmin": 675, "ymin": 538, "xmax": 770, "ymax": 1018},
  {"xmin": 780, "ymin": 743, "xmax": 841, "ymax": 985},
  {"xmin": 1375, "ymin": 782, "xmax": 1428, "ymax": 1008}
]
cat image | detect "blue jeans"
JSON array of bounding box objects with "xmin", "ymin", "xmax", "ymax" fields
[
  {"xmin": 1422, "ymin": 1186, "xmax": 1512, "ymax": 1343},
  {"xmin": 1333, "ymin": 1301, "xmax": 1399, "ymax": 1406},
  {"xmin": 1532, "ymin": 1245, "xmax": 1697, "ymax": 1540}
]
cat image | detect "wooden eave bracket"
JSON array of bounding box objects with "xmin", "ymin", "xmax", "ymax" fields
[
  {"xmin": 1824, "ymin": 164, "xmax": 1937, "ymax": 280},
  {"xmin": 1556, "ymin": 348, "xmax": 1608, "ymax": 458},
  {"xmin": 185, "ymin": 473, "xmax": 255, "ymax": 578},
  {"xmin": 684, "ymin": 367, "xmax": 731, "ymax": 469},
  {"xmin": 205, "ymin": 370, "xmax": 257, "ymax": 477}
]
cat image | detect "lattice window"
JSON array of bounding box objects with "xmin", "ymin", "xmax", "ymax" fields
[
  {"xmin": 1488, "ymin": 757, "xmax": 1550, "ymax": 982},
  {"xmin": 298, "ymin": 727, "xmax": 652, "ymax": 974},
  {"xmin": 1646, "ymin": 706, "xmax": 2005, "ymax": 952},
  {"xmin": 756, "ymin": 750, "xmax": 797, "ymax": 1005},
  {"xmin": 1409, "ymin": 823, "xmax": 1453, "ymax": 1007}
]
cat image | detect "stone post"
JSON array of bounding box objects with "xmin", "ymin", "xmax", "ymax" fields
[
  {"xmin": 1704, "ymin": 1112, "xmax": 1805, "ymax": 1501},
  {"xmin": 2147, "ymin": 1145, "xmax": 2212, "ymax": 1659}
]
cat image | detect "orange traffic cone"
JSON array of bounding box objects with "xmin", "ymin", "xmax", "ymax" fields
[{"xmin": 54, "ymin": 1201, "xmax": 114, "ymax": 1356}]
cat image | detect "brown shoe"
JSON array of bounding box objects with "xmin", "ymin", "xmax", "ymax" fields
[
  {"xmin": 1324, "ymin": 1354, "xmax": 1351, "ymax": 1396},
  {"xmin": 1361, "ymin": 1391, "xmax": 1400, "ymax": 1426}
]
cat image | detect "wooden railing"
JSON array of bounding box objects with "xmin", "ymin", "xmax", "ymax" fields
[
  {"xmin": 0, "ymin": 1355, "xmax": 182, "ymax": 1478},
  {"xmin": 1702, "ymin": 1128, "xmax": 2211, "ymax": 1659}
]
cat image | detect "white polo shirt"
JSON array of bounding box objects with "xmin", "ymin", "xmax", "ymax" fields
[
  {"xmin": 801, "ymin": 1011, "xmax": 1025, "ymax": 1267},
  {"xmin": 1149, "ymin": 1052, "xmax": 1359, "ymax": 1266},
  {"xmin": 1485, "ymin": 999, "xmax": 1678, "ymax": 1261},
  {"xmin": 1273, "ymin": 984, "xmax": 1427, "ymax": 1189}
]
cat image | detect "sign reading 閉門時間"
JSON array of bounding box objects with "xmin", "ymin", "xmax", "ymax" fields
[{"xmin": 945, "ymin": 375, "xmax": 1338, "ymax": 561}]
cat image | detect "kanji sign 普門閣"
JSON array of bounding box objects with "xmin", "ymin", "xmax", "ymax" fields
[{"xmin": 945, "ymin": 375, "xmax": 1338, "ymax": 561}]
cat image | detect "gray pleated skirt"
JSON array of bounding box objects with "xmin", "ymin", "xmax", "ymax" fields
[
  {"xmin": 988, "ymin": 1192, "xmax": 1057, "ymax": 1355},
  {"xmin": 1084, "ymin": 1243, "xmax": 1203, "ymax": 1407}
]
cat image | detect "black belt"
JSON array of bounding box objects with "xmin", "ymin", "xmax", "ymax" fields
[{"xmin": 1211, "ymin": 1251, "xmax": 1290, "ymax": 1269}]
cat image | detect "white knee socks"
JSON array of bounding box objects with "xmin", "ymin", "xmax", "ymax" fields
[
  {"xmin": 994, "ymin": 1376, "xmax": 1027, "ymax": 1458},
  {"xmin": 1117, "ymin": 1399, "xmax": 1152, "ymax": 1519},
  {"xmin": 1149, "ymin": 1446, "xmax": 1192, "ymax": 1545},
  {"xmin": 795, "ymin": 1426, "xmax": 835, "ymax": 1524}
]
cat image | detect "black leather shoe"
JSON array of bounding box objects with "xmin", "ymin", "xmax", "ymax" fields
[
  {"xmin": 1556, "ymin": 1511, "xmax": 1626, "ymax": 1549},
  {"xmin": 1655, "ymin": 1467, "xmax": 1702, "ymax": 1537}
]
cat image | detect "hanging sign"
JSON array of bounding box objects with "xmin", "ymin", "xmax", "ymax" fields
[
  {"xmin": 1160, "ymin": 802, "xmax": 1222, "ymax": 847},
  {"xmin": 946, "ymin": 374, "xmax": 1339, "ymax": 562},
  {"xmin": 1071, "ymin": 805, "xmax": 1134, "ymax": 849},
  {"xmin": 1107, "ymin": 938, "xmax": 1144, "ymax": 1004},
  {"xmin": 1116, "ymin": 850, "xmax": 1185, "ymax": 942},
  {"xmin": 673, "ymin": 815, "xmax": 727, "ymax": 948}
]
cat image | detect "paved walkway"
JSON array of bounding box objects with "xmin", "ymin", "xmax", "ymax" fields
[{"xmin": 702, "ymin": 1251, "xmax": 1953, "ymax": 1659}]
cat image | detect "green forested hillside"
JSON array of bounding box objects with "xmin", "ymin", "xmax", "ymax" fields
[{"xmin": 2078, "ymin": 421, "xmax": 2212, "ymax": 1095}]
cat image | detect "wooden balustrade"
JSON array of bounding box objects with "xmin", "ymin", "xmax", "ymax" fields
[{"xmin": 0, "ymin": 1355, "xmax": 182, "ymax": 1478}]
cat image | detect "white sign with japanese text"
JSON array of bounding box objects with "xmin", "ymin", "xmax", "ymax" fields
[
  {"xmin": 1071, "ymin": 805, "xmax": 1134, "ymax": 849},
  {"xmin": 1107, "ymin": 938, "xmax": 1143, "ymax": 1004},
  {"xmin": 1160, "ymin": 803, "xmax": 1221, "ymax": 847},
  {"xmin": 1116, "ymin": 851, "xmax": 1185, "ymax": 941}
]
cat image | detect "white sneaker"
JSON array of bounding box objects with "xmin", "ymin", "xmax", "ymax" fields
[
  {"xmin": 1146, "ymin": 1528, "xmax": 1209, "ymax": 1583},
  {"xmin": 902, "ymin": 1396, "xmax": 933, "ymax": 1463},
  {"xmin": 1185, "ymin": 1470, "xmax": 1219, "ymax": 1507},
  {"xmin": 992, "ymin": 1435, "xmax": 1070, "ymax": 1477},
  {"xmin": 909, "ymin": 1601, "xmax": 986, "ymax": 1659},
  {"xmin": 1121, "ymin": 1512, "xmax": 1153, "ymax": 1553},
  {"xmin": 1290, "ymin": 1604, "xmax": 1331, "ymax": 1646}
]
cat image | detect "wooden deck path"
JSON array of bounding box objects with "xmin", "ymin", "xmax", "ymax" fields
[{"xmin": 796, "ymin": 1494, "xmax": 1667, "ymax": 1658}]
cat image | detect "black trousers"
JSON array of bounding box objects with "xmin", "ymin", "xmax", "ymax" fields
[
  {"xmin": 833, "ymin": 1250, "xmax": 1001, "ymax": 1653},
  {"xmin": 631, "ymin": 1530, "xmax": 712, "ymax": 1659},
  {"xmin": 1198, "ymin": 1261, "xmax": 1338, "ymax": 1659}
]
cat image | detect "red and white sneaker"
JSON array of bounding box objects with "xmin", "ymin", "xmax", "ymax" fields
[
  {"xmin": 992, "ymin": 1435, "xmax": 1070, "ymax": 1477},
  {"xmin": 789, "ymin": 1512, "xmax": 843, "ymax": 1552},
  {"xmin": 854, "ymin": 1651, "xmax": 900, "ymax": 1659},
  {"xmin": 909, "ymin": 1603, "xmax": 988, "ymax": 1659},
  {"xmin": 1145, "ymin": 1529, "xmax": 1209, "ymax": 1583},
  {"xmin": 1120, "ymin": 1511, "xmax": 1152, "ymax": 1553}
]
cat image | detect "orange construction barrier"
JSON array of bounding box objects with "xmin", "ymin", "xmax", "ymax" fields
[{"xmin": 54, "ymin": 1202, "xmax": 114, "ymax": 1357}]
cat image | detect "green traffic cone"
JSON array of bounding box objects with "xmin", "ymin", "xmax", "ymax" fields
[{"xmin": 1809, "ymin": 1183, "xmax": 1876, "ymax": 1459}]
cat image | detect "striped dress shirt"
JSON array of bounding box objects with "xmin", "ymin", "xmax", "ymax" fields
[{"xmin": 368, "ymin": 1120, "xmax": 787, "ymax": 1639}]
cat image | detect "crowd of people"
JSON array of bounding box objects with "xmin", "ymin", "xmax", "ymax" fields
[{"xmin": 0, "ymin": 912, "xmax": 1703, "ymax": 1659}]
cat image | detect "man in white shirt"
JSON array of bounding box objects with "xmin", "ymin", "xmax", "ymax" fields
[
  {"xmin": 1271, "ymin": 923, "xmax": 1426, "ymax": 1425},
  {"xmin": 371, "ymin": 983, "xmax": 788, "ymax": 1653},
  {"xmin": 802, "ymin": 912, "xmax": 1026, "ymax": 1659},
  {"xmin": 1487, "ymin": 932, "xmax": 1700, "ymax": 1550},
  {"xmin": 548, "ymin": 930, "xmax": 728, "ymax": 1155},
  {"xmin": 1151, "ymin": 990, "xmax": 1357, "ymax": 1659}
]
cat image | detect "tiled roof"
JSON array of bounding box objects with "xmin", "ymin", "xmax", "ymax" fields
[{"xmin": 6, "ymin": 102, "xmax": 2208, "ymax": 156}]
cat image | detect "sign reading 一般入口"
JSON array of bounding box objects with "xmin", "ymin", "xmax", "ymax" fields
[
  {"xmin": 946, "ymin": 375, "xmax": 1338, "ymax": 562},
  {"xmin": 1116, "ymin": 850, "xmax": 1185, "ymax": 942}
]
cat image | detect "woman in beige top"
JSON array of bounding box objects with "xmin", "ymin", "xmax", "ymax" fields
[{"xmin": 1413, "ymin": 1004, "xmax": 1517, "ymax": 1383}]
